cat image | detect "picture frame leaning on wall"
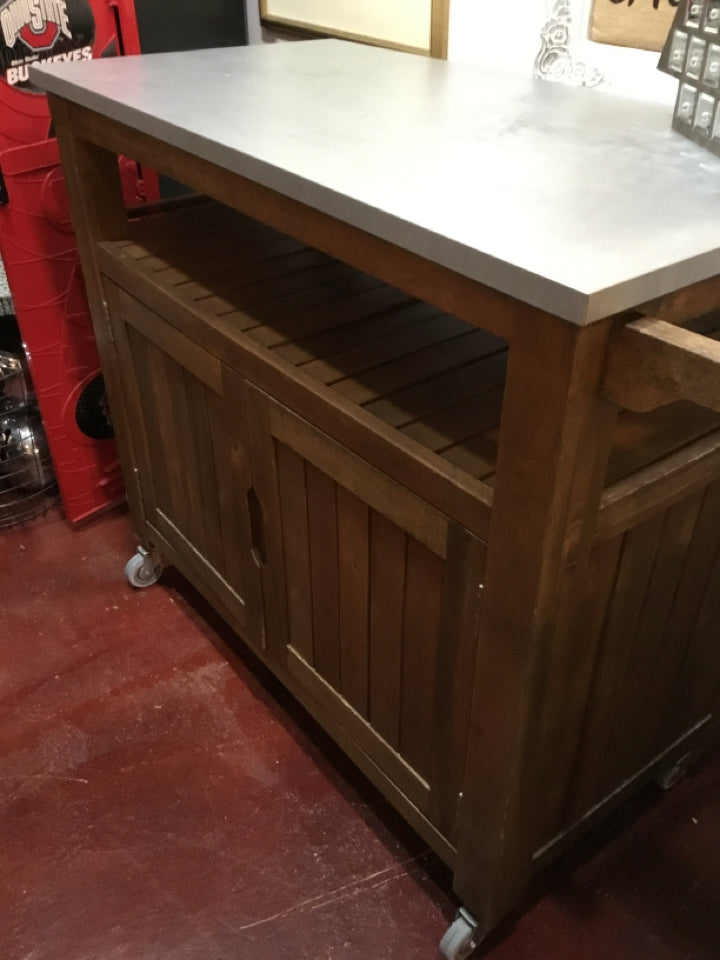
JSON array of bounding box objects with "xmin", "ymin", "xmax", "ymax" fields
[{"xmin": 259, "ymin": 0, "xmax": 450, "ymax": 58}]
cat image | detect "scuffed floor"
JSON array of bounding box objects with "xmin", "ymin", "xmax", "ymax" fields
[{"xmin": 1, "ymin": 506, "xmax": 718, "ymax": 959}]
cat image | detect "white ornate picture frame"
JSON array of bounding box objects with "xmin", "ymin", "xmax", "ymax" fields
[
  {"xmin": 535, "ymin": 1, "xmax": 605, "ymax": 87},
  {"xmin": 533, "ymin": 0, "xmax": 678, "ymax": 103}
]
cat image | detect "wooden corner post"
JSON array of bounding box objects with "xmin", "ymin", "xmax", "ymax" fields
[
  {"xmin": 46, "ymin": 94, "xmax": 146, "ymax": 532},
  {"xmin": 453, "ymin": 309, "xmax": 619, "ymax": 933}
]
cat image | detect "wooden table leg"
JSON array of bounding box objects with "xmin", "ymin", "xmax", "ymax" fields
[
  {"xmin": 48, "ymin": 95, "xmax": 148, "ymax": 536},
  {"xmin": 453, "ymin": 310, "xmax": 619, "ymax": 934}
]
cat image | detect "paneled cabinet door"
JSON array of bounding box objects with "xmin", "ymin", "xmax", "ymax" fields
[
  {"xmin": 103, "ymin": 280, "xmax": 265, "ymax": 650},
  {"xmin": 244, "ymin": 382, "xmax": 487, "ymax": 844}
]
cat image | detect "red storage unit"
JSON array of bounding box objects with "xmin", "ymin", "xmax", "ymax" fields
[
  {"xmin": 0, "ymin": 137, "xmax": 157, "ymax": 523},
  {"xmin": 0, "ymin": 0, "xmax": 141, "ymax": 154}
]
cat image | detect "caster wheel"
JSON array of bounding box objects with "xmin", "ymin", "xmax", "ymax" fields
[
  {"xmin": 439, "ymin": 908, "xmax": 482, "ymax": 960},
  {"xmin": 654, "ymin": 748, "xmax": 702, "ymax": 791},
  {"xmin": 125, "ymin": 548, "xmax": 162, "ymax": 588}
]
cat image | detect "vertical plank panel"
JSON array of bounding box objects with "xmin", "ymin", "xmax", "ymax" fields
[
  {"xmin": 428, "ymin": 525, "xmax": 486, "ymax": 842},
  {"xmin": 369, "ymin": 513, "xmax": 407, "ymax": 749},
  {"xmin": 127, "ymin": 330, "xmax": 185, "ymax": 531},
  {"xmin": 567, "ymin": 511, "xmax": 666, "ymax": 815},
  {"xmin": 559, "ymin": 532, "xmax": 624, "ymax": 828},
  {"xmin": 337, "ymin": 486, "xmax": 370, "ymax": 716},
  {"xmin": 183, "ymin": 370, "xmax": 226, "ymax": 576},
  {"xmin": 242, "ymin": 383, "xmax": 291, "ymax": 655},
  {"xmin": 306, "ymin": 463, "xmax": 341, "ymax": 687},
  {"xmin": 399, "ymin": 537, "xmax": 444, "ymax": 781},
  {"xmin": 206, "ymin": 369, "xmax": 265, "ymax": 646},
  {"xmin": 602, "ymin": 493, "xmax": 703, "ymax": 787},
  {"xmin": 206, "ymin": 386, "xmax": 248, "ymax": 595},
  {"xmin": 275, "ymin": 443, "xmax": 314, "ymax": 663},
  {"xmin": 667, "ymin": 513, "xmax": 720, "ymax": 728},
  {"xmin": 160, "ymin": 353, "xmax": 208, "ymax": 557},
  {"xmin": 642, "ymin": 480, "xmax": 720, "ymax": 755}
]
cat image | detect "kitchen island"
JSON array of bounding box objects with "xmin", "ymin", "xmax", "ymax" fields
[{"xmin": 33, "ymin": 41, "xmax": 720, "ymax": 957}]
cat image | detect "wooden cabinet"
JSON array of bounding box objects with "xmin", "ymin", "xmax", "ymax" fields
[
  {"xmin": 97, "ymin": 205, "xmax": 496, "ymax": 859},
  {"xmin": 45, "ymin": 80, "xmax": 720, "ymax": 952},
  {"xmin": 247, "ymin": 384, "xmax": 487, "ymax": 845},
  {"xmin": 94, "ymin": 201, "xmax": 720, "ymax": 894},
  {"xmin": 103, "ymin": 277, "xmax": 265, "ymax": 649}
]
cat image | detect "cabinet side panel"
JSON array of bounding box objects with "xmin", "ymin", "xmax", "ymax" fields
[{"xmin": 561, "ymin": 480, "xmax": 720, "ymax": 830}]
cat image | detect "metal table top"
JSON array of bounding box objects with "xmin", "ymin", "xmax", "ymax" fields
[{"xmin": 32, "ymin": 40, "xmax": 720, "ymax": 325}]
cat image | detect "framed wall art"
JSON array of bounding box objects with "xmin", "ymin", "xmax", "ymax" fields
[{"xmin": 259, "ymin": 0, "xmax": 450, "ymax": 58}]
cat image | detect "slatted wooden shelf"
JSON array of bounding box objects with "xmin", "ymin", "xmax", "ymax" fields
[{"xmin": 105, "ymin": 202, "xmax": 720, "ymax": 500}]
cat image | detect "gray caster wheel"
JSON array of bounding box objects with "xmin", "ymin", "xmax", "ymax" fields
[
  {"xmin": 125, "ymin": 546, "xmax": 162, "ymax": 588},
  {"xmin": 654, "ymin": 748, "xmax": 701, "ymax": 791},
  {"xmin": 439, "ymin": 908, "xmax": 482, "ymax": 960}
]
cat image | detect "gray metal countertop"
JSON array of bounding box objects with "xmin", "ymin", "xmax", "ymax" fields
[{"xmin": 31, "ymin": 40, "xmax": 720, "ymax": 325}]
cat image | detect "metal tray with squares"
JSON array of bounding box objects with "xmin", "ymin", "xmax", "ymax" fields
[{"xmin": 659, "ymin": 0, "xmax": 720, "ymax": 156}]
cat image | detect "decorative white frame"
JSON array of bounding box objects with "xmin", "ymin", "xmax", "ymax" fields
[
  {"xmin": 533, "ymin": 0, "xmax": 678, "ymax": 103},
  {"xmin": 534, "ymin": 1, "xmax": 604, "ymax": 86}
]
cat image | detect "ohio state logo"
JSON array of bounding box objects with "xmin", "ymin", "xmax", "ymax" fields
[{"xmin": 0, "ymin": 0, "xmax": 71, "ymax": 53}]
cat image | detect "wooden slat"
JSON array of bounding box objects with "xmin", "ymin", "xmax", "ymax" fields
[
  {"xmin": 636, "ymin": 480, "xmax": 720, "ymax": 759},
  {"xmin": 337, "ymin": 486, "xmax": 371, "ymax": 717},
  {"xmin": 206, "ymin": 378, "xmax": 263, "ymax": 646},
  {"xmin": 217, "ymin": 273, "xmax": 383, "ymax": 334},
  {"xmin": 204, "ymin": 262, "xmax": 374, "ymax": 320},
  {"xmin": 269, "ymin": 400, "xmax": 448, "ymax": 558},
  {"xmin": 102, "ymin": 248, "xmax": 495, "ymax": 540},
  {"xmin": 603, "ymin": 316, "xmax": 720, "ymax": 414},
  {"xmin": 333, "ymin": 328, "xmax": 505, "ymax": 406},
  {"xmin": 282, "ymin": 298, "xmax": 437, "ymax": 366},
  {"xmin": 182, "ymin": 369, "xmax": 226, "ymax": 577},
  {"xmin": 663, "ymin": 502, "xmax": 720, "ymax": 734},
  {"xmin": 113, "ymin": 285, "xmax": 223, "ymax": 394},
  {"xmin": 241, "ymin": 382, "xmax": 290, "ymax": 654},
  {"xmin": 428, "ymin": 526, "xmax": 486, "ymax": 842},
  {"xmin": 556, "ymin": 533, "xmax": 624, "ymax": 828},
  {"xmin": 124, "ymin": 328, "xmax": 184, "ymax": 532},
  {"xmin": 567, "ymin": 512, "xmax": 666, "ymax": 816},
  {"xmin": 299, "ymin": 314, "xmax": 470, "ymax": 385},
  {"xmin": 598, "ymin": 493, "xmax": 704, "ymax": 793},
  {"xmin": 306, "ymin": 463, "xmax": 341, "ymax": 688},
  {"xmin": 364, "ymin": 350, "xmax": 507, "ymax": 429},
  {"xmin": 275, "ymin": 442, "xmax": 314, "ymax": 663},
  {"xmin": 369, "ymin": 513, "xmax": 406, "ymax": 749},
  {"xmin": 286, "ymin": 647, "xmax": 431, "ymax": 811},
  {"xmin": 258, "ymin": 286, "xmax": 413, "ymax": 353},
  {"xmin": 605, "ymin": 402, "xmax": 720, "ymax": 485},
  {"xmin": 161, "ymin": 352, "xmax": 209, "ymax": 557},
  {"xmin": 597, "ymin": 428, "xmax": 720, "ymax": 541},
  {"xmin": 401, "ymin": 387, "xmax": 506, "ymax": 456},
  {"xmin": 399, "ymin": 538, "xmax": 444, "ymax": 781}
]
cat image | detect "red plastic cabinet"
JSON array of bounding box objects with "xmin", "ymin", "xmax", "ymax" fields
[{"xmin": 0, "ymin": 136, "xmax": 157, "ymax": 523}]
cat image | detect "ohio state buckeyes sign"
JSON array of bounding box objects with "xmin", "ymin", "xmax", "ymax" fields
[{"xmin": 0, "ymin": 0, "xmax": 95, "ymax": 92}]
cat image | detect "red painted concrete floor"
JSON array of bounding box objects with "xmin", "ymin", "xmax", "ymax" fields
[{"xmin": 1, "ymin": 505, "xmax": 719, "ymax": 960}]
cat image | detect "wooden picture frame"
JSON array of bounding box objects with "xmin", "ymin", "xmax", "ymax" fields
[{"xmin": 259, "ymin": 0, "xmax": 450, "ymax": 59}]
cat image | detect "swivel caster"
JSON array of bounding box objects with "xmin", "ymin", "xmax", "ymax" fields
[
  {"xmin": 654, "ymin": 748, "xmax": 702, "ymax": 791},
  {"xmin": 125, "ymin": 546, "xmax": 162, "ymax": 588},
  {"xmin": 439, "ymin": 907, "xmax": 482, "ymax": 960}
]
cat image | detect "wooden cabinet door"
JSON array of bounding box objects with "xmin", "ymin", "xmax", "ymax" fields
[
  {"xmin": 104, "ymin": 280, "xmax": 265, "ymax": 649},
  {"xmin": 245, "ymin": 383, "xmax": 486, "ymax": 845}
]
